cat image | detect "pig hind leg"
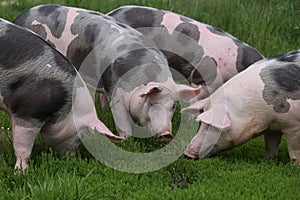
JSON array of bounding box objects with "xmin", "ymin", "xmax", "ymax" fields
[
  {"xmin": 12, "ymin": 116, "xmax": 43, "ymax": 171},
  {"xmin": 285, "ymin": 131, "xmax": 300, "ymax": 165},
  {"xmin": 263, "ymin": 130, "xmax": 283, "ymax": 159}
]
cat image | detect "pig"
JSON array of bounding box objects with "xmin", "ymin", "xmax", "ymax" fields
[
  {"xmin": 0, "ymin": 18, "xmax": 123, "ymax": 170},
  {"xmin": 14, "ymin": 4, "xmax": 200, "ymax": 142},
  {"xmin": 108, "ymin": 5, "xmax": 264, "ymax": 99},
  {"xmin": 181, "ymin": 49, "xmax": 300, "ymax": 165}
]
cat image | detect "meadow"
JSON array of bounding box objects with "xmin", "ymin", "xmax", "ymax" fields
[{"xmin": 0, "ymin": 0, "xmax": 300, "ymax": 199}]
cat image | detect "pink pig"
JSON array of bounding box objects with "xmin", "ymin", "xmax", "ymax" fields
[{"xmin": 182, "ymin": 50, "xmax": 300, "ymax": 165}]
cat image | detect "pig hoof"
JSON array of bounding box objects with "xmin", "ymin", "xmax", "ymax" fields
[{"xmin": 156, "ymin": 132, "xmax": 174, "ymax": 143}]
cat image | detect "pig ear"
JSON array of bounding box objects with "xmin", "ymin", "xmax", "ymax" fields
[
  {"xmin": 140, "ymin": 85, "xmax": 163, "ymax": 98},
  {"xmin": 164, "ymin": 78, "xmax": 201, "ymax": 101},
  {"xmin": 181, "ymin": 99, "xmax": 207, "ymax": 114},
  {"xmin": 92, "ymin": 119, "xmax": 124, "ymax": 141},
  {"xmin": 174, "ymin": 84, "xmax": 201, "ymax": 101},
  {"xmin": 196, "ymin": 109, "xmax": 230, "ymax": 130}
]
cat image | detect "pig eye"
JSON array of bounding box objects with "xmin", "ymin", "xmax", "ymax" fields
[{"xmin": 149, "ymin": 103, "xmax": 153, "ymax": 106}]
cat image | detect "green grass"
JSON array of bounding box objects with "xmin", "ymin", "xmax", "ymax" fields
[{"xmin": 1, "ymin": 0, "xmax": 300, "ymax": 199}]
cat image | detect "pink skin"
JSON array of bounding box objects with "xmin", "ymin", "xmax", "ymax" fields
[
  {"xmin": 182, "ymin": 60, "xmax": 300, "ymax": 165},
  {"xmin": 111, "ymin": 78, "xmax": 200, "ymax": 141},
  {"xmin": 161, "ymin": 12, "xmax": 239, "ymax": 82},
  {"xmin": 161, "ymin": 13, "xmax": 182, "ymax": 35},
  {"xmin": 32, "ymin": 8, "xmax": 79, "ymax": 56}
]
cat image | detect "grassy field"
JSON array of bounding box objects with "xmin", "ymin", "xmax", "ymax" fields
[{"xmin": 1, "ymin": 0, "xmax": 300, "ymax": 199}]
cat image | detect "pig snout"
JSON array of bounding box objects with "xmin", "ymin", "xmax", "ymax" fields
[
  {"xmin": 148, "ymin": 103, "xmax": 174, "ymax": 142},
  {"xmin": 156, "ymin": 131, "xmax": 174, "ymax": 143}
]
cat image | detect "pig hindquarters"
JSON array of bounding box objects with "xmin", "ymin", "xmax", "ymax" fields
[
  {"xmin": 108, "ymin": 5, "xmax": 264, "ymax": 99},
  {"xmin": 0, "ymin": 19, "xmax": 122, "ymax": 170},
  {"xmin": 182, "ymin": 50, "xmax": 300, "ymax": 165},
  {"xmin": 14, "ymin": 4, "xmax": 200, "ymax": 141}
]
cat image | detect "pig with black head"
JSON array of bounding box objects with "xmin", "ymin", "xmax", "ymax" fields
[
  {"xmin": 182, "ymin": 50, "xmax": 300, "ymax": 165},
  {"xmin": 0, "ymin": 19, "xmax": 122, "ymax": 170},
  {"xmin": 14, "ymin": 5, "xmax": 200, "ymax": 142}
]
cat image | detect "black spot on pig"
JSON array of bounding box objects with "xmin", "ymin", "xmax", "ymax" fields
[
  {"xmin": 102, "ymin": 48, "xmax": 162, "ymax": 95},
  {"xmin": 123, "ymin": 8, "xmax": 158, "ymax": 28},
  {"xmin": 160, "ymin": 50, "xmax": 194, "ymax": 79},
  {"xmin": 38, "ymin": 4, "xmax": 61, "ymax": 16},
  {"xmin": 272, "ymin": 64, "xmax": 300, "ymax": 92},
  {"xmin": 260, "ymin": 63, "xmax": 300, "ymax": 113},
  {"xmin": 5, "ymin": 76, "xmax": 68, "ymax": 121},
  {"xmin": 37, "ymin": 5, "xmax": 66, "ymax": 38},
  {"xmin": 84, "ymin": 24, "xmax": 102, "ymax": 45},
  {"xmin": 193, "ymin": 56, "xmax": 218, "ymax": 85},
  {"xmin": 236, "ymin": 45, "xmax": 264, "ymax": 72},
  {"xmin": 66, "ymin": 24, "xmax": 101, "ymax": 69},
  {"xmin": 174, "ymin": 22, "xmax": 200, "ymax": 42}
]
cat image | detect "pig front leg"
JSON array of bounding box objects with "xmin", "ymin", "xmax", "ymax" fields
[
  {"xmin": 263, "ymin": 130, "xmax": 283, "ymax": 159},
  {"xmin": 12, "ymin": 117, "xmax": 43, "ymax": 171},
  {"xmin": 111, "ymin": 102, "xmax": 132, "ymax": 138},
  {"xmin": 285, "ymin": 131, "xmax": 300, "ymax": 165}
]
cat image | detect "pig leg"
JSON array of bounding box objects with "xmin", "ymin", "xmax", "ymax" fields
[
  {"xmin": 184, "ymin": 123, "xmax": 209, "ymax": 159},
  {"xmin": 12, "ymin": 117, "xmax": 42, "ymax": 171},
  {"xmin": 111, "ymin": 102, "xmax": 132, "ymax": 138},
  {"xmin": 285, "ymin": 131, "xmax": 300, "ymax": 165},
  {"xmin": 263, "ymin": 130, "xmax": 283, "ymax": 159}
]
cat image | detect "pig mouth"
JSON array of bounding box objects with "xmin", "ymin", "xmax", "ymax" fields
[{"xmin": 156, "ymin": 131, "xmax": 174, "ymax": 142}]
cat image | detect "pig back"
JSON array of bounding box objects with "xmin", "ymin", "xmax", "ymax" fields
[
  {"xmin": 108, "ymin": 6, "xmax": 264, "ymax": 85},
  {"xmin": 14, "ymin": 5, "xmax": 172, "ymax": 98}
]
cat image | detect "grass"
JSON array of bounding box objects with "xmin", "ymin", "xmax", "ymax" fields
[{"xmin": 1, "ymin": 0, "xmax": 300, "ymax": 199}]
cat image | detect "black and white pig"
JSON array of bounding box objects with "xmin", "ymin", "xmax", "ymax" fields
[
  {"xmin": 182, "ymin": 50, "xmax": 300, "ymax": 165},
  {"xmin": 108, "ymin": 5, "xmax": 264, "ymax": 99},
  {"xmin": 0, "ymin": 19, "xmax": 123, "ymax": 170},
  {"xmin": 14, "ymin": 5, "xmax": 200, "ymax": 141}
]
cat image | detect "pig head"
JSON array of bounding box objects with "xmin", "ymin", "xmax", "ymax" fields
[{"xmin": 112, "ymin": 78, "xmax": 200, "ymax": 142}]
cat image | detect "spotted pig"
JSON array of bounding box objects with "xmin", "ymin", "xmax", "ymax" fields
[
  {"xmin": 108, "ymin": 5, "xmax": 264, "ymax": 99},
  {"xmin": 14, "ymin": 5, "xmax": 200, "ymax": 141},
  {"xmin": 182, "ymin": 50, "xmax": 300, "ymax": 165},
  {"xmin": 0, "ymin": 19, "xmax": 122, "ymax": 170}
]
